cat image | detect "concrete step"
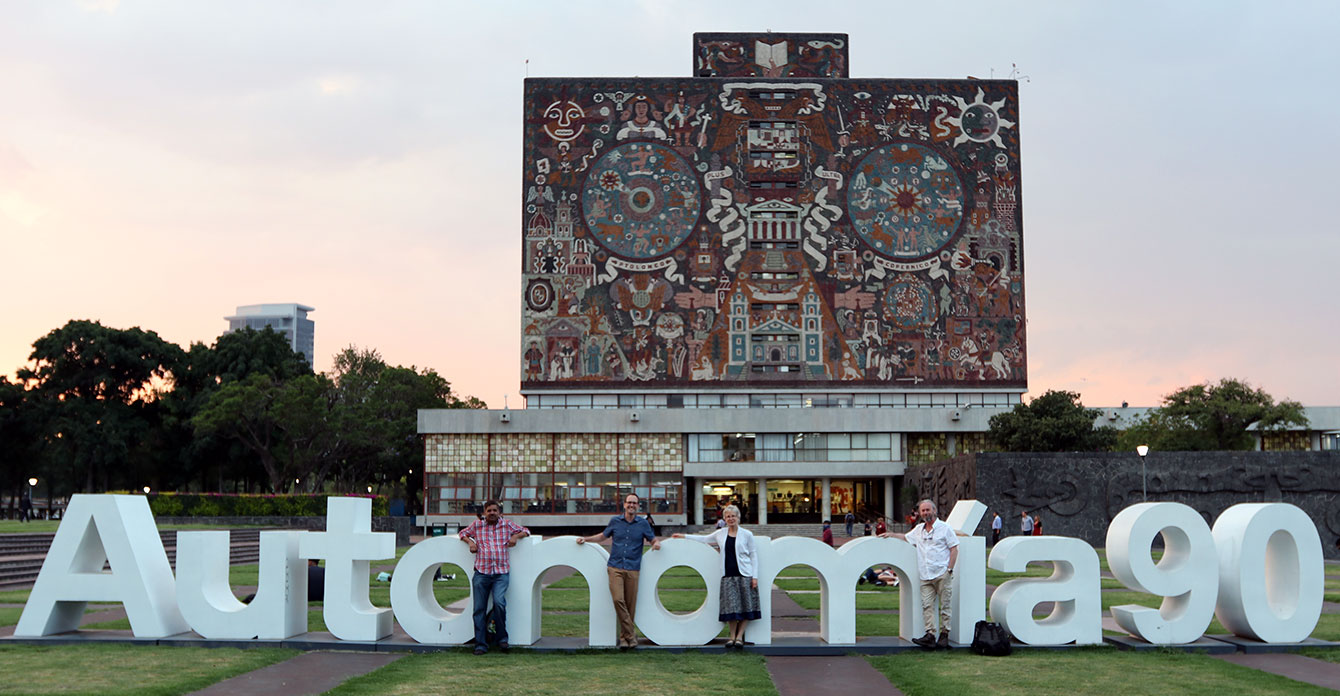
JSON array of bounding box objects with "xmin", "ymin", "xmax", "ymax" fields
[{"xmin": 0, "ymin": 532, "xmax": 264, "ymax": 591}]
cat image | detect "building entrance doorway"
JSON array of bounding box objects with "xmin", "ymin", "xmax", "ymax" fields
[{"xmin": 701, "ymin": 480, "xmax": 760, "ymax": 524}]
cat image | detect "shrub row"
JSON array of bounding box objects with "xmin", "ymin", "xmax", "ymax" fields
[{"xmin": 146, "ymin": 492, "xmax": 388, "ymax": 517}]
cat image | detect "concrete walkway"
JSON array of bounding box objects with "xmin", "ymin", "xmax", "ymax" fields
[
  {"xmin": 185, "ymin": 650, "xmax": 403, "ymax": 696},
  {"xmin": 1214, "ymin": 653, "xmax": 1340, "ymax": 691},
  {"xmin": 767, "ymin": 656, "xmax": 904, "ymax": 696}
]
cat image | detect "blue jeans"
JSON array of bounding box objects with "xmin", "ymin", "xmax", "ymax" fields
[{"xmin": 471, "ymin": 571, "xmax": 509, "ymax": 648}]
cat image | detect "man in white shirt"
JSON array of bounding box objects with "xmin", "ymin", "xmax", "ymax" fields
[
  {"xmin": 1021, "ymin": 510, "xmax": 1034, "ymax": 535},
  {"xmin": 991, "ymin": 513, "xmax": 1002, "ymax": 545},
  {"xmin": 881, "ymin": 499, "xmax": 958, "ymax": 649}
]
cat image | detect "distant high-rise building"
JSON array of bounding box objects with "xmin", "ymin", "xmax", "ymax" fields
[{"xmin": 224, "ymin": 303, "xmax": 315, "ymax": 363}]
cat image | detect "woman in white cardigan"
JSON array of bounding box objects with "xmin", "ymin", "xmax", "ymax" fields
[{"xmin": 672, "ymin": 504, "xmax": 760, "ymax": 648}]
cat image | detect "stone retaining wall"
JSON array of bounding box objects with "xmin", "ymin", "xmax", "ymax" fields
[
  {"xmin": 912, "ymin": 451, "xmax": 1340, "ymax": 557},
  {"xmin": 155, "ymin": 516, "xmax": 412, "ymax": 545}
]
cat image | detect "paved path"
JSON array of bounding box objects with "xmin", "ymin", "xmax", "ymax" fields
[
  {"xmin": 1214, "ymin": 653, "xmax": 1340, "ymax": 691},
  {"xmin": 184, "ymin": 651, "xmax": 403, "ymax": 696},
  {"xmin": 767, "ymin": 656, "xmax": 904, "ymax": 696}
]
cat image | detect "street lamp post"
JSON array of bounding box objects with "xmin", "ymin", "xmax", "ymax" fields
[
  {"xmin": 27, "ymin": 478, "xmax": 37, "ymax": 522},
  {"xmin": 1136, "ymin": 445, "xmax": 1150, "ymax": 501}
]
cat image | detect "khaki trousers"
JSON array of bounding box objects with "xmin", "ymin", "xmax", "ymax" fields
[
  {"xmin": 920, "ymin": 572, "xmax": 953, "ymax": 634},
  {"xmin": 608, "ymin": 567, "xmax": 639, "ymax": 644}
]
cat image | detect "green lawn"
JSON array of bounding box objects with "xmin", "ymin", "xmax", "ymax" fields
[
  {"xmin": 788, "ymin": 591, "xmax": 901, "ymax": 611},
  {"xmin": 0, "ymin": 644, "xmax": 296, "ymax": 695},
  {"xmin": 1298, "ymin": 647, "xmax": 1340, "ymax": 664},
  {"xmin": 869, "ymin": 647, "xmax": 1331, "ymax": 696},
  {"xmin": 0, "ymin": 520, "xmax": 269, "ymax": 534},
  {"xmin": 548, "ymin": 573, "xmax": 708, "ymax": 590},
  {"xmin": 1101, "ymin": 591, "xmax": 1162, "ymax": 612},
  {"xmin": 539, "ymin": 588, "xmax": 707, "ymax": 613},
  {"xmin": 0, "ymin": 589, "xmax": 30, "ymax": 603},
  {"xmin": 326, "ymin": 650, "xmax": 777, "ymax": 696},
  {"xmin": 0, "ymin": 607, "xmax": 22, "ymax": 627}
]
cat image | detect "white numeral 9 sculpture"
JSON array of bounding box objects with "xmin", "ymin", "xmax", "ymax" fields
[{"xmin": 1106, "ymin": 502, "xmax": 1217, "ymax": 644}]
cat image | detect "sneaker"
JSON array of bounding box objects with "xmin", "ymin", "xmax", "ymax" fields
[
  {"xmin": 473, "ymin": 645, "xmax": 487, "ymax": 655},
  {"xmin": 912, "ymin": 631, "xmax": 936, "ymax": 649},
  {"xmin": 936, "ymin": 631, "xmax": 950, "ymax": 650},
  {"xmin": 498, "ymin": 642, "xmax": 510, "ymax": 654},
  {"xmin": 858, "ymin": 576, "xmax": 866, "ymax": 585}
]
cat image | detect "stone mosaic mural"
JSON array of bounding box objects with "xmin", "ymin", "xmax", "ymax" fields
[
  {"xmin": 522, "ymin": 34, "xmax": 1025, "ymax": 390},
  {"xmin": 693, "ymin": 32, "xmax": 850, "ymax": 78}
]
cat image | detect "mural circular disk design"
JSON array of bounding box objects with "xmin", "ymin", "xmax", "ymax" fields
[
  {"xmin": 847, "ymin": 143, "xmax": 965, "ymax": 259},
  {"xmin": 582, "ymin": 142, "xmax": 701, "ymax": 259},
  {"xmin": 526, "ymin": 278, "xmax": 554, "ymax": 313},
  {"xmin": 883, "ymin": 274, "xmax": 936, "ymax": 332}
]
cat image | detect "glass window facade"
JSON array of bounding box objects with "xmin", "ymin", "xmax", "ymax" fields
[
  {"xmin": 528, "ymin": 392, "xmax": 1019, "ymax": 409},
  {"xmin": 686, "ymin": 432, "xmax": 901, "ymax": 463},
  {"xmin": 424, "ymin": 433, "xmax": 683, "ymax": 516}
]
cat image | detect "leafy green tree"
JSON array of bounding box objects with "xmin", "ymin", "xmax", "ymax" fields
[
  {"xmin": 191, "ymin": 373, "xmax": 339, "ymax": 493},
  {"xmin": 206, "ymin": 327, "xmax": 313, "ymax": 383},
  {"xmin": 1117, "ymin": 378, "xmax": 1308, "ymax": 451},
  {"xmin": 0, "ymin": 376, "xmax": 39, "ymax": 513},
  {"xmin": 988, "ymin": 389, "xmax": 1118, "ymax": 452},
  {"xmin": 326, "ymin": 347, "xmax": 482, "ymax": 502},
  {"xmin": 17, "ymin": 320, "xmax": 183, "ymax": 493},
  {"xmin": 160, "ymin": 331, "xmax": 312, "ymax": 492}
]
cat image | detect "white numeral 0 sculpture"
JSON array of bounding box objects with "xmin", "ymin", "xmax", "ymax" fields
[{"xmin": 1213, "ymin": 503, "xmax": 1323, "ymax": 643}]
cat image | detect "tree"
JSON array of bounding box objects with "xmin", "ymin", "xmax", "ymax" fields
[
  {"xmin": 1117, "ymin": 378, "xmax": 1308, "ymax": 451},
  {"xmin": 0, "ymin": 376, "xmax": 39, "ymax": 515},
  {"xmin": 160, "ymin": 332, "xmax": 314, "ymax": 492},
  {"xmin": 327, "ymin": 347, "xmax": 482, "ymax": 499},
  {"xmin": 988, "ymin": 389, "xmax": 1118, "ymax": 452},
  {"xmin": 206, "ymin": 327, "xmax": 313, "ymax": 383},
  {"xmin": 17, "ymin": 320, "xmax": 184, "ymax": 493},
  {"xmin": 191, "ymin": 373, "xmax": 339, "ymax": 493}
]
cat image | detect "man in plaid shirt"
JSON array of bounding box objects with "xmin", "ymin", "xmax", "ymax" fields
[{"xmin": 460, "ymin": 500, "xmax": 530, "ymax": 654}]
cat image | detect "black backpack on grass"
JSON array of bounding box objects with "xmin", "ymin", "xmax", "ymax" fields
[{"xmin": 971, "ymin": 620, "xmax": 1012, "ymax": 656}]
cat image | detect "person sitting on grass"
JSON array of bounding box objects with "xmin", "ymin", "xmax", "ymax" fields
[{"xmin": 859, "ymin": 565, "xmax": 899, "ymax": 587}]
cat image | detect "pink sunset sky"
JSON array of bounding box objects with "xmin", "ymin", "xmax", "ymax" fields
[{"xmin": 1, "ymin": 2, "xmax": 1336, "ymax": 409}]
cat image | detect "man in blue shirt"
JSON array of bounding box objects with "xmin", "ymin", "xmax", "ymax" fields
[{"xmin": 577, "ymin": 493, "xmax": 661, "ymax": 649}]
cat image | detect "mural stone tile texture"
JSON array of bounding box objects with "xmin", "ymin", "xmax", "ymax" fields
[{"xmin": 521, "ymin": 32, "xmax": 1026, "ymax": 392}]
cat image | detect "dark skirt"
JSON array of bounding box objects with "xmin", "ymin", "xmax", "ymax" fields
[{"xmin": 719, "ymin": 575, "xmax": 762, "ymax": 622}]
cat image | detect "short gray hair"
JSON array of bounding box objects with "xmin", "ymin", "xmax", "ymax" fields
[
  {"xmin": 723, "ymin": 504, "xmax": 741, "ymax": 520},
  {"xmin": 917, "ymin": 499, "xmax": 938, "ymax": 514}
]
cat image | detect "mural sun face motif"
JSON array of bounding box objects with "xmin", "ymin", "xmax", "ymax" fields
[
  {"xmin": 542, "ymin": 100, "xmax": 586, "ymax": 142},
  {"xmin": 951, "ymin": 88, "xmax": 1015, "ymax": 148}
]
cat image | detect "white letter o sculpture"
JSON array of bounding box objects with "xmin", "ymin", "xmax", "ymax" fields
[{"xmin": 1213, "ymin": 502, "xmax": 1323, "ymax": 643}]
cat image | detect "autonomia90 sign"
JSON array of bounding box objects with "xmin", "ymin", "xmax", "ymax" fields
[{"xmin": 14, "ymin": 495, "xmax": 1324, "ymax": 646}]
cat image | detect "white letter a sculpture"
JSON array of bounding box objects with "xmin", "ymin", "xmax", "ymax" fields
[{"xmin": 16, "ymin": 494, "xmax": 189, "ymax": 637}]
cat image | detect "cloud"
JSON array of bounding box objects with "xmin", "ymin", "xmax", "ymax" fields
[
  {"xmin": 76, "ymin": 0, "xmax": 119, "ymax": 13},
  {"xmin": 0, "ymin": 192, "xmax": 46, "ymax": 227},
  {"xmin": 317, "ymin": 75, "xmax": 360, "ymax": 96},
  {"xmin": 0, "ymin": 144, "xmax": 34, "ymax": 182}
]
